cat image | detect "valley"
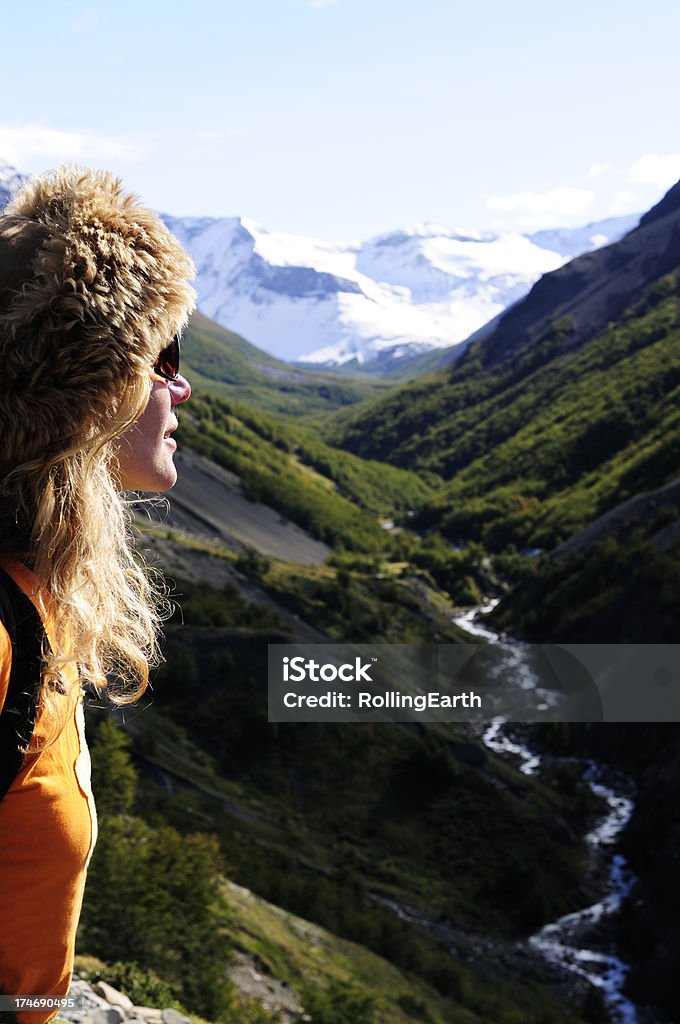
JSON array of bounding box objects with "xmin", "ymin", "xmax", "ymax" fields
[{"xmin": 40, "ymin": 172, "xmax": 680, "ymax": 1024}]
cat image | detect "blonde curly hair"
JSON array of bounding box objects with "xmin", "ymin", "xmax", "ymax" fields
[{"xmin": 0, "ymin": 166, "xmax": 196, "ymax": 742}]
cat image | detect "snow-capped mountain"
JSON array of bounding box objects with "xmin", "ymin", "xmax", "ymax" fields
[
  {"xmin": 0, "ymin": 160, "xmax": 639, "ymax": 367},
  {"xmin": 163, "ymin": 213, "xmax": 639, "ymax": 366},
  {"xmin": 0, "ymin": 163, "xmax": 28, "ymax": 211}
]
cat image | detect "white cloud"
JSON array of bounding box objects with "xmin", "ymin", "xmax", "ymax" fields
[
  {"xmin": 628, "ymin": 154, "xmax": 680, "ymax": 190},
  {"xmin": 0, "ymin": 123, "xmax": 152, "ymax": 166},
  {"xmin": 587, "ymin": 162, "xmax": 610, "ymax": 178},
  {"xmin": 307, "ymin": 0, "xmax": 339, "ymax": 8},
  {"xmin": 490, "ymin": 214, "xmax": 562, "ymax": 231},
  {"xmin": 609, "ymin": 189, "xmax": 639, "ymax": 213},
  {"xmin": 487, "ymin": 187, "xmax": 594, "ymax": 218}
]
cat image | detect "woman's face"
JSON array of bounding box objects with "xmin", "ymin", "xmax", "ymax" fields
[{"xmin": 114, "ymin": 372, "xmax": 191, "ymax": 492}]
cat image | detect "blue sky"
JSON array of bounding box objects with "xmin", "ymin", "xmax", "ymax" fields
[{"xmin": 2, "ymin": 0, "xmax": 679, "ymax": 238}]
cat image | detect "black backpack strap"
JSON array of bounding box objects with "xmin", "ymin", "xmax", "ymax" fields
[{"xmin": 0, "ymin": 566, "xmax": 45, "ymax": 802}]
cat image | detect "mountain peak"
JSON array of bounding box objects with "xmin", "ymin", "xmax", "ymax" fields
[{"xmin": 239, "ymin": 215, "xmax": 267, "ymax": 238}]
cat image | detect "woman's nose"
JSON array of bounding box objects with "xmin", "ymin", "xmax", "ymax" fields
[{"xmin": 169, "ymin": 373, "xmax": 191, "ymax": 404}]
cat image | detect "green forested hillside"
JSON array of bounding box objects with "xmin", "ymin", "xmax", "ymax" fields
[
  {"xmin": 311, "ymin": 260, "xmax": 680, "ymax": 645},
  {"xmin": 331, "ymin": 275, "xmax": 680, "ymax": 552}
]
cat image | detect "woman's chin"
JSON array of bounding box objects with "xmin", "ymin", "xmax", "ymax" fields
[{"xmin": 122, "ymin": 460, "xmax": 178, "ymax": 493}]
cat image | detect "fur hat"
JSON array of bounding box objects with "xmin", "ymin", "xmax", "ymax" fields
[{"xmin": 0, "ymin": 166, "xmax": 196, "ymax": 466}]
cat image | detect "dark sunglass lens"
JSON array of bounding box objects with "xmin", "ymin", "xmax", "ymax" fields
[{"xmin": 154, "ymin": 335, "xmax": 181, "ymax": 380}]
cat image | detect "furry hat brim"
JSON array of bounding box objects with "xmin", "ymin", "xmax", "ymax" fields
[{"xmin": 0, "ymin": 166, "xmax": 196, "ymax": 464}]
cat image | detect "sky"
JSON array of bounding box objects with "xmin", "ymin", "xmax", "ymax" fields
[{"xmin": 2, "ymin": 0, "xmax": 680, "ymax": 240}]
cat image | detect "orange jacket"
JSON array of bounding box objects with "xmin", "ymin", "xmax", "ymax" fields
[{"xmin": 0, "ymin": 559, "xmax": 97, "ymax": 1024}]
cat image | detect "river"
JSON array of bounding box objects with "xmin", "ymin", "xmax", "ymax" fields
[{"xmin": 453, "ymin": 603, "xmax": 641, "ymax": 1024}]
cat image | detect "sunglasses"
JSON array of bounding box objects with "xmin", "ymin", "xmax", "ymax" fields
[{"xmin": 153, "ymin": 334, "xmax": 181, "ymax": 381}]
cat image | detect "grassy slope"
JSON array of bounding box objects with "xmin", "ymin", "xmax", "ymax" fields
[
  {"xmin": 225, "ymin": 879, "xmax": 591, "ymax": 1024},
  {"xmin": 224, "ymin": 880, "xmax": 480, "ymax": 1024},
  {"xmin": 183, "ymin": 311, "xmax": 392, "ymax": 417}
]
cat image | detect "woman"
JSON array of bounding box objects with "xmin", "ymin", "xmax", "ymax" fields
[{"xmin": 0, "ymin": 166, "xmax": 195, "ymax": 1020}]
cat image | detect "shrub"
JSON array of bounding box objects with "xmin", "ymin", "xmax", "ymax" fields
[
  {"xmin": 301, "ymin": 980, "xmax": 375, "ymax": 1024},
  {"xmin": 95, "ymin": 961, "xmax": 182, "ymax": 1010}
]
